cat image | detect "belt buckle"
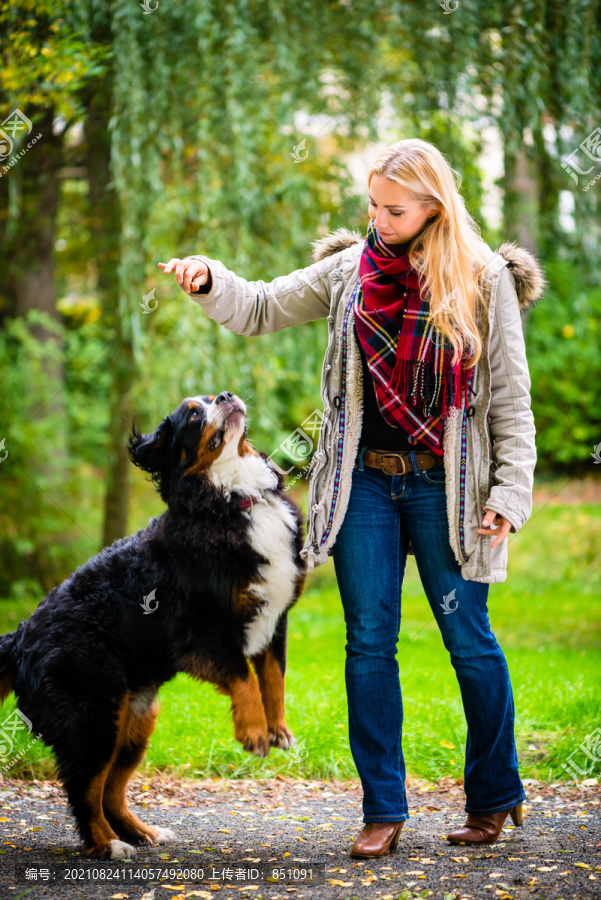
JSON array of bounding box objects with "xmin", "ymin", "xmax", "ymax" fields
[{"xmin": 381, "ymin": 453, "xmax": 408, "ymax": 476}]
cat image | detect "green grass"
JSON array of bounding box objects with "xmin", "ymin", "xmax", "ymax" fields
[{"xmin": 0, "ymin": 474, "xmax": 599, "ymax": 785}]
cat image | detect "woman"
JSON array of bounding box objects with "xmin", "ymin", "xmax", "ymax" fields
[{"xmin": 159, "ymin": 138, "xmax": 545, "ymax": 857}]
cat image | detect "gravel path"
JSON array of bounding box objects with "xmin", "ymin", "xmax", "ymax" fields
[{"xmin": 0, "ymin": 775, "xmax": 599, "ymax": 899}]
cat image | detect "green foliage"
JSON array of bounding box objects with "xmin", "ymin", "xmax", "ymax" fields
[
  {"xmin": 0, "ymin": 0, "xmax": 110, "ymax": 121},
  {"xmin": 0, "ymin": 311, "xmax": 104, "ymax": 592},
  {"xmin": 527, "ymin": 257, "xmax": 601, "ymax": 468}
]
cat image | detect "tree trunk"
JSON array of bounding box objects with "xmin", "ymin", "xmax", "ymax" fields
[
  {"xmin": 502, "ymin": 145, "xmax": 539, "ymax": 256},
  {"xmin": 12, "ymin": 107, "xmax": 62, "ymax": 327},
  {"xmin": 84, "ymin": 77, "xmax": 133, "ymax": 547}
]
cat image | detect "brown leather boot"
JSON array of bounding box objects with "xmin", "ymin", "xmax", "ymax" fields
[
  {"xmin": 350, "ymin": 821, "xmax": 404, "ymax": 858},
  {"xmin": 446, "ymin": 802, "xmax": 523, "ymax": 845}
]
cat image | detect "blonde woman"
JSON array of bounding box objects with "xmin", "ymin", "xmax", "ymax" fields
[{"xmin": 159, "ymin": 138, "xmax": 545, "ymax": 858}]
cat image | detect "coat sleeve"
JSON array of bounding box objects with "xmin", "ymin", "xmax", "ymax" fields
[
  {"xmin": 185, "ymin": 250, "xmax": 341, "ymax": 336},
  {"xmin": 484, "ymin": 264, "xmax": 537, "ymax": 534}
]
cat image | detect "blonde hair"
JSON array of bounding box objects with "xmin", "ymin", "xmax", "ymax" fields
[{"xmin": 368, "ymin": 138, "xmax": 490, "ymax": 369}]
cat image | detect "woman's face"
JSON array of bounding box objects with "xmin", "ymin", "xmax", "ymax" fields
[{"xmin": 368, "ymin": 173, "xmax": 438, "ymax": 245}]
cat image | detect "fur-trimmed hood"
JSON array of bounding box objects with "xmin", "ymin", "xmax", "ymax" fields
[{"xmin": 310, "ymin": 228, "xmax": 546, "ymax": 311}]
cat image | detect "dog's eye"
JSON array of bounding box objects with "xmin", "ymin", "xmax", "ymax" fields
[{"xmin": 189, "ymin": 409, "xmax": 199, "ymax": 421}]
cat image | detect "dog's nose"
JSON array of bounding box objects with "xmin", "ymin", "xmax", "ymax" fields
[{"xmin": 215, "ymin": 391, "xmax": 235, "ymax": 404}]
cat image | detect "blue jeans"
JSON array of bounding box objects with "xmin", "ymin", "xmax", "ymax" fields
[{"xmin": 331, "ymin": 445, "xmax": 526, "ymax": 823}]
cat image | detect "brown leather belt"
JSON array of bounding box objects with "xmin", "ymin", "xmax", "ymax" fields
[{"xmin": 362, "ymin": 447, "xmax": 441, "ymax": 476}]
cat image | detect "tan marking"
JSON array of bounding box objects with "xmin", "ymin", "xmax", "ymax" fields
[
  {"xmin": 84, "ymin": 695, "xmax": 130, "ymax": 856},
  {"xmin": 180, "ymin": 448, "xmax": 186, "ymax": 463},
  {"xmin": 238, "ymin": 437, "xmax": 259, "ymax": 457},
  {"xmin": 235, "ymin": 579, "xmax": 266, "ymax": 615},
  {"xmin": 184, "ymin": 423, "xmax": 224, "ymax": 475},
  {"xmin": 103, "ymin": 695, "xmax": 161, "ymax": 845}
]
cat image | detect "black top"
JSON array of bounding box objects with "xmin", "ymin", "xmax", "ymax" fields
[{"xmin": 354, "ymin": 320, "xmax": 432, "ymax": 453}]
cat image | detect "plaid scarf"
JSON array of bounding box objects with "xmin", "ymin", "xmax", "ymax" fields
[{"xmin": 353, "ymin": 218, "xmax": 473, "ymax": 454}]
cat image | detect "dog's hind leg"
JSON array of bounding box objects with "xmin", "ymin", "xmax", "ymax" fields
[
  {"xmin": 251, "ymin": 613, "xmax": 296, "ymax": 750},
  {"xmin": 60, "ymin": 694, "xmax": 138, "ymax": 860},
  {"xmin": 103, "ymin": 689, "xmax": 176, "ymax": 847}
]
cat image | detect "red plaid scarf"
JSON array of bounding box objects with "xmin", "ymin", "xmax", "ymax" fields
[{"xmin": 353, "ymin": 218, "xmax": 473, "ymax": 455}]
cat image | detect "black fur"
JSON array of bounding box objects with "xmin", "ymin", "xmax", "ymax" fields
[{"xmin": 0, "ymin": 393, "xmax": 306, "ymax": 858}]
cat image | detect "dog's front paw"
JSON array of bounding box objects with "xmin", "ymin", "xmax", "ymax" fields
[
  {"xmin": 269, "ymin": 723, "xmax": 296, "ymax": 750},
  {"xmin": 109, "ymin": 839, "xmax": 138, "ymax": 860},
  {"xmin": 241, "ymin": 726, "xmax": 271, "ymax": 757}
]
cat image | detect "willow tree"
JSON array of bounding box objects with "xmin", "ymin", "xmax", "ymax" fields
[
  {"xmin": 398, "ymin": 0, "xmax": 601, "ymax": 271},
  {"xmin": 6, "ymin": 0, "xmax": 597, "ymax": 564},
  {"xmin": 83, "ymin": 0, "xmax": 410, "ymax": 543},
  {"xmin": 394, "ymin": 0, "xmax": 601, "ymax": 469}
]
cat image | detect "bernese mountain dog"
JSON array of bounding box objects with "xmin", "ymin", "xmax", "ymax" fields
[{"xmin": 0, "ymin": 391, "xmax": 306, "ymax": 859}]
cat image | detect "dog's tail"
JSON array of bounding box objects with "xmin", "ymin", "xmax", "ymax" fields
[{"xmin": 0, "ymin": 632, "xmax": 16, "ymax": 704}]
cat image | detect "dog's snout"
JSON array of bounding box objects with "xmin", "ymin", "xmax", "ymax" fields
[{"xmin": 216, "ymin": 391, "xmax": 235, "ymax": 404}]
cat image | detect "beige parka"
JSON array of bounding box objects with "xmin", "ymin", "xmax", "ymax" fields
[{"xmin": 189, "ymin": 228, "xmax": 545, "ymax": 583}]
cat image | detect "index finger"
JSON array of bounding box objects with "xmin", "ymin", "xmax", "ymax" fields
[{"xmin": 158, "ymin": 258, "xmax": 180, "ymax": 273}]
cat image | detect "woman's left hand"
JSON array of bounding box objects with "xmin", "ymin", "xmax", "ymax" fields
[{"xmin": 477, "ymin": 506, "xmax": 512, "ymax": 549}]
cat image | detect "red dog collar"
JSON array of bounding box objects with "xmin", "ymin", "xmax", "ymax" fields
[{"xmin": 237, "ymin": 495, "xmax": 261, "ymax": 511}]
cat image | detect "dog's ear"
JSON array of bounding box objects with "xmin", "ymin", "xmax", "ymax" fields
[{"xmin": 128, "ymin": 416, "xmax": 174, "ymax": 480}]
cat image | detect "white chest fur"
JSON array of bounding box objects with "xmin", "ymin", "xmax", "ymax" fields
[
  {"xmin": 206, "ymin": 453, "xmax": 299, "ymax": 657},
  {"xmin": 242, "ymin": 493, "xmax": 298, "ymax": 657}
]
